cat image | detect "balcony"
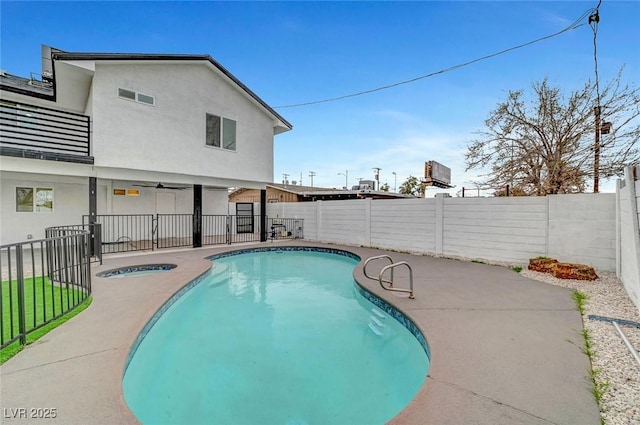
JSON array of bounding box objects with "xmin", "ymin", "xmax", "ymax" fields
[{"xmin": 0, "ymin": 100, "xmax": 93, "ymax": 164}]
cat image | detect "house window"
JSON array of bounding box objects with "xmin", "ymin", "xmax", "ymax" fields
[
  {"xmin": 118, "ymin": 88, "xmax": 154, "ymax": 106},
  {"xmin": 118, "ymin": 88, "xmax": 136, "ymax": 101},
  {"xmin": 16, "ymin": 187, "xmax": 53, "ymax": 212},
  {"xmin": 206, "ymin": 114, "xmax": 236, "ymax": 151},
  {"xmin": 137, "ymin": 93, "xmax": 155, "ymax": 105}
]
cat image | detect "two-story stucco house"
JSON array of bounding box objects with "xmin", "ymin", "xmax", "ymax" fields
[{"xmin": 0, "ymin": 45, "xmax": 292, "ymax": 246}]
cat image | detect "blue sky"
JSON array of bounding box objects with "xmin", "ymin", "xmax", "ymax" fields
[{"xmin": 1, "ymin": 1, "xmax": 638, "ymax": 195}]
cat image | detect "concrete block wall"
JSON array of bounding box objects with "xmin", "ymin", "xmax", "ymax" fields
[
  {"xmin": 548, "ymin": 194, "xmax": 617, "ymax": 271},
  {"xmin": 267, "ymin": 193, "xmax": 618, "ymax": 271},
  {"xmin": 370, "ymin": 199, "xmax": 437, "ymax": 253},
  {"xmin": 269, "ymin": 202, "xmax": 318, "ymax": 240},
  {"xmin": 317, "ymin": 200, "xmax": 369, "ymax": 246},
  {"xmin": 442, "ymin": 197, "xmax": 548, "ymax": 263},
  {"xmin": 617, "ymin": 166, "xmax": 640, "ymax": 311}
]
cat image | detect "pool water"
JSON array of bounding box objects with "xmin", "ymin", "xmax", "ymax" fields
[{"xmin": 123, "ymin": 249, "xmax": 429, "ymax": 425}]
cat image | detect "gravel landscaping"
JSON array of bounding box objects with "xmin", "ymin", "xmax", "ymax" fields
[{"xmin": 520, "ymin": 269, "xmax": 640, "ymax": 425}]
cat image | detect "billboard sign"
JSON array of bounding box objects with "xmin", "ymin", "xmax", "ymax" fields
[{"xmin": 424, "ymin": 161, "xmax": 452, "ymax": 188}]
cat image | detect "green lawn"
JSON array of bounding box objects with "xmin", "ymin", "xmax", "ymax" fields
[{"xmin": 1, "ymin": 276, "xmax": 92, "ymax": 363}]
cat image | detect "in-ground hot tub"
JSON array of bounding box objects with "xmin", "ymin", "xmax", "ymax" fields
[{"xmin": 97, "ymin": 264, "xmax": 177, "ymax": 279}]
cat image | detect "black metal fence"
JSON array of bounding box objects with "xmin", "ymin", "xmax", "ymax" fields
[
  {"xmin": 46, "ymin": 223, "xmax": 102, "ymax": 264},
  {"xmin": 1, "ymin": 230, "xmax": 92, "ymax": 350},
  {"xmin": 229, "ymin": 215, "xmax": 262, "ymax": 244},
  {"xmin": 83, "ymin": 215, "xmax": 153, "ymax": 254},
  {"xmin": 157, "ymin": 214, "xmax": 193, "ymax": 249},
  {"xmin": 268, "ymin": 218, "xmax": 304, "ymax": 240},
  {"xmin": 81, "ymin": 214, "xmax": 303, "ymax": 254},
  {"xmin": 202, "ymin": 215, "xmax": 229, "ymax": 245}
]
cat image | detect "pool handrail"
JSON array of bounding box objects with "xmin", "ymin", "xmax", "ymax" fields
[
  {"xmin": 363, "ymin": 255, "xmax": 414, "ymax": 299},
  {"xmin": 363, "ymin": 255, "xmax": 394, "ymax": 283}
]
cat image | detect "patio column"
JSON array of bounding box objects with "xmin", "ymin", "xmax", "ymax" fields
[
  {"xmin": 260, "ymin": 189, "xmax": 267, "ymax": 242},
  {"xmin": 193, "ymin": 184, "xmax": 202, "ymax": 248},
  {"xmin": 88, "ymin": 177, "xmax": 97, "ymax": 256}
]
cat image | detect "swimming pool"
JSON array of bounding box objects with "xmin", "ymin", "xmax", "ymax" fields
[{"xmin": 123, "ymin": 247, "xmax": 430, "ymax": 425}]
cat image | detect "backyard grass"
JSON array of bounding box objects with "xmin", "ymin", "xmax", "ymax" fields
[{"xmin": 1, "ymin": 276, "xmax": 92, "ymax": 364}]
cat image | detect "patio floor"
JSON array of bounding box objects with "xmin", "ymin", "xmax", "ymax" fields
[{"xmin": 0, "ymin": 241, "xmax": 601, "ymax": 425}]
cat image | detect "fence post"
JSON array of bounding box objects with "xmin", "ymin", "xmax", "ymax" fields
[
  {"xmin": 16, "ymin": 245, "xmax": 27, "ymax": 345},
  {"xmin": 435, "ymin": 195, "xmax": 444, "ymax": 254},
  {"xmin": 316, "ymin": 201, "xmax": 323, "ymax": 241},
  {"xmin": 193, "ymin": 184, "xmax": 203, "ymax": 248},
  {"xmin": 260, "ymin": 189, "xmax": 267, "ymax": 242},
  {"xmin": 88, "ymin": 177, "xmax": 97, "ymax": 256},
  {"xmin": 364, "ymin": 198, "xmax": 372, "ymax": 247}
]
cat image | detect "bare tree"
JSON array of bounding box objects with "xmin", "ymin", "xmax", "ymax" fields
[{"xmin": 465, "ymin": 69, "xmax": 640, "ymax": 195}]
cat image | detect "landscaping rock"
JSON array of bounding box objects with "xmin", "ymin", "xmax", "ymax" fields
[
  {"xmin": 551, "ymin": 262, "xmax": 598, "ymax": 281},
  {"xmin": 528, "ymin": 257, "xmax": 558, "ymax": 273}
]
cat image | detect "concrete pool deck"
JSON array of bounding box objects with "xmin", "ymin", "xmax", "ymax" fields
[{"xmin": 0, "ymin": 241, "xmax": 601, "ymax": 425}]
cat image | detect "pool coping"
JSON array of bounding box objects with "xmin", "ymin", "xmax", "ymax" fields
[{"xmin": 0, "ymin": 241, "xmax": 602, "ymax": 425}]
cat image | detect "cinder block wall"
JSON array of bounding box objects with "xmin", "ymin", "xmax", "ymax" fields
[
  {"xmin": 548, "ymin": 194, "xmax": 616, "ymax": 271},
  {"xmin": 267, "ymin": 193, "xmax": 617, "ymax": 270}
]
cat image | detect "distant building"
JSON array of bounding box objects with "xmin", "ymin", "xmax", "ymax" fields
[{"xmin": 229, "ymin": 183, "xmax": 412, "ymax": 203}]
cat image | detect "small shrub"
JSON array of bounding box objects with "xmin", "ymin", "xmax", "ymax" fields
[{"xmin": 512, "ymin": 266, "xmax": 523, "ymax": 273}]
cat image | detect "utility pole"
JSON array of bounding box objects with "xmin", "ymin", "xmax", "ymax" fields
[
  {"xmin": 392, "ymin": 171, "xmax": 397, "ymax": 192},
  {"xmin": 594, "ymin": 105, "xmax": 601, "ymax": 193},
  {"xmin": 338, "ymin": 170, "xmax": 348, "ymax": 189},
  {"xmin": 373, "ymin": 167, "xmax": 381, "ymax": 191},
  {"xmin": 309, "ymin": 171, "xmax": 316, "ymax": 187},
  {"xmin": 282, "ymin": 173, "xmax": 289, "ymax": 185}
]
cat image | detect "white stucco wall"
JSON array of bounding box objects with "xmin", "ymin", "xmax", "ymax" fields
[
  {"xmin": 90, "ymin": 62, "xmax": 275, "ymax": 183},
  {"xmin": 0, "ymin": 172, "xmax": 88, "ymax": 244},
  {"xmin": 86, "ymin": 180, "xmax": 229, "ymax": 216},
  {"xmin": 0, "ymin": 171, "xmax": 230, "ymax": 245},
  {"xmin": 617, "ymin": 167, "xmax": 640, "ymax": 312}
]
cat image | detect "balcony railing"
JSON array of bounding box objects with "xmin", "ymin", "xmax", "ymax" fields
[{"xmin": 0, "ymin": 100, "xmax": 92, "ymax": 164}]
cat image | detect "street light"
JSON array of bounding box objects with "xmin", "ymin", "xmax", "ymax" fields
[
  {"xmin": 337, "ymin": 170, "xmax": 348, "ymax": 189},
  {"xmin": 392, "ymin": 171, "xmax": 397, "ymax": 192}
]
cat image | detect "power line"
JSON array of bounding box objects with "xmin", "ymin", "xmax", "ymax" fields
[
  {"xmin": 274, "ymin": 7, "xmax": 596, "ymax": 109},
  {"xmin": 590, "ymin": 0, "xmax": 602, "ymax": 104}
]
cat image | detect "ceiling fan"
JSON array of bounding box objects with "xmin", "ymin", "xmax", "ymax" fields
[{"xmin": 132, "ymin": 182, "xmax": 186, "ymax": 190}]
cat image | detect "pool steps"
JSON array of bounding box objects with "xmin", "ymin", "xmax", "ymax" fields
[
  {"xmin": 371, "ymin": 307, "xmax": 386, "ymax": 319},
  {"xmin": 368, "ymin": 323, "xmax": 384, "ymax": 336},
  {"xmin": 370, "ymin": 316, "xmax": 384, "ymax": 327},
  {"xmin": 368, "ymin": 308, "xmax": 387, "ymax": 335}
]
